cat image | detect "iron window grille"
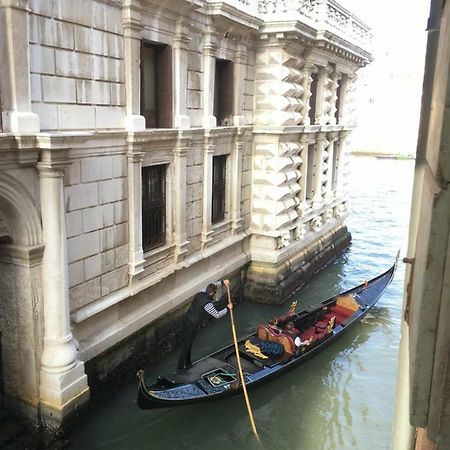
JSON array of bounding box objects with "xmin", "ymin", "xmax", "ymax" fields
[
  {"xmin": 142, "ymin": 165, "xmax": 166, "ymax": 251},
  {"xmin": 211, "ymin": 155, "xmax": 227, "ymax": 224}
]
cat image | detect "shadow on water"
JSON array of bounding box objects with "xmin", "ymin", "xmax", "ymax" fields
[
  {"xmin": 67, "ymin": 158, "xmax": 412, "ymax": 450},
  {"xmin": 67, "ymin": 303, "xmax": 392, "ymax": 450}
]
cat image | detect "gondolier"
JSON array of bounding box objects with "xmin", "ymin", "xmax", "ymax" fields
[{"xmin": 177, "ymin": 279, "xmax": 231, "ymax": 373}]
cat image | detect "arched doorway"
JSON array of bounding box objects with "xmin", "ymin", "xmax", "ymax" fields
[{"xmin": 0, "ymin": 170, "xmax": 44, "ymax": 420}]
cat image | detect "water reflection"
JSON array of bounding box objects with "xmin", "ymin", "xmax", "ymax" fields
[{"xmin": 67, "ymin": 158, "xmax": 413, "ymax": 450}]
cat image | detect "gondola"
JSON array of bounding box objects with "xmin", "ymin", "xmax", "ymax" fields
[{"xmin": 137, "ymin": 254, "xmax": 398, "ymax": 410}]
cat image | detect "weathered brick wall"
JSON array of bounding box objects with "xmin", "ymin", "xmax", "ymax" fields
[{"xmin": 28, "ymin": 0, "xmax": 125, "ymax": 131}]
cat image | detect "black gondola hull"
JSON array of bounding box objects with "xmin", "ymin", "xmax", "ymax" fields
[{"xmin": 137, "ymin": 257, "xmax": 398, "ymax": 410}]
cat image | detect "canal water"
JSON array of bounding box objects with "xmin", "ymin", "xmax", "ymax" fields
[{"xmin": 67, "ymin": 157, "xmax": 414, "ymax": 450}]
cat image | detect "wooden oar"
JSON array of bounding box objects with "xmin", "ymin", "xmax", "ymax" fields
[{"xmin": 226, "ymin": 285, "xmax": 260, "ymax": 443}]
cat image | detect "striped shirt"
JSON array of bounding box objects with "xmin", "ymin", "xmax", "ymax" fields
[{"xmin": 202, "ymin": 281, "xmax": 228, "ymax": 319}]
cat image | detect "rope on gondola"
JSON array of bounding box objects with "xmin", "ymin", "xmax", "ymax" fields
[{"xmin": 226, "ymin": 285, "xmax": 260, "ymax": 443}]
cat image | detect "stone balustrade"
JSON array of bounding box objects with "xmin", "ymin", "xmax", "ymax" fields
[{"xmin": 257, "ymin": 0, "xmax": 371, "ymax": 47}]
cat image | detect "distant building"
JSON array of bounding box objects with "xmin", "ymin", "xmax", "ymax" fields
[{"xmin": 0, "ymin": 0, "xmax": 370, "ymax": 428}]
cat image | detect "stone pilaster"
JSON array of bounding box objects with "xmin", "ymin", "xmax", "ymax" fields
[
  {"xmin": 36, "ymin": 142, "xmax": 89, "ymax": 426},
  {"xmin": 312, "ymin": 132, "xmax": 327, "ymax": 209},
  {"xmin": 173, "ymin": 137, "xmax": 189, "ymax": 261},
  {"xmin": 301, "ymin": 63, "xmax": 315, "ymax": 125},
  {"xmin": 297, "ymin": 134, "xmax": 310, "ymax": 212},
  {"xmin": 201, "ymin": 133, "xmax": 214, "ymax": 247},
  {"xmin": 0, "ymin": 0, "xmax": 39, "ymax": 132},
  {"xmin": 233, "ymin": 46, "xmax": 247, "ymax": 126},
  {"xmin": 230, "ymin": 134, "xmax": 243, "ymax": 234},
  {"xmin": 336, "ymin": 74, "xmax": 349, "ymax": 124},
  {"xmin": 202, "ymin": 29, "xmax": 217, "ymax": 128},
  {"xmin": 127, "ymin": 136, "xmax": 145, "ymax": 276},
  {"xmin": 313, "ymin": 66, "xmax": 329, "ymax": 125},
  {"xmin": 342, "ymin": 74, "xmax": 357, "ymax": 126},
  {"xmin": 334, "ymin": 131, "xmax": 348, "ymax": 200},
  {"xmin": 173, "ymin": 21, "xmax": 191, "ymax": 129},
  {"xmin": 328, "ymin": 71, "xmax": 341, "ymax": 125},
  {"xmin": 122, "ymin": 1, "xmax": 145, "ymax": 131},
  {"xmin": 324, "ymin": 132, "xmax": 337, "ymax": 203}
]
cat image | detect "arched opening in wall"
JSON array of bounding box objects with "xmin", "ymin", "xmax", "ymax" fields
[
  {"xmin": 0, "ymin": 171, "xmax": 43, "ymax": 420},
  {"xmin": 0, "ymin": 212, "xmax": 12, "ymax": 405}
]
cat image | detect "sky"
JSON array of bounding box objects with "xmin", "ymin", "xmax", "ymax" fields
[{"xmin": 339, "ymin": 0, "xmax": 431, "ymax": 155}]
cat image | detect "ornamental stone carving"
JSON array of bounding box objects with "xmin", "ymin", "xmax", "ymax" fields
[
  {"xmin": 277, "ymin": 231, "xmax": 291, "ymax": 249},
  {"xmin": 294, "ymin": 224, "xmax": 306, "ymax": 241},
  {"xmin": 311, "ymin": 216, "xmax": 323, "ymax": 232},
  {"xmin": 334, "ymin": 203, "xmax": 347, "ymax": 218},
  {"xmin": 323, "ymin": 209, "xmax": 333, "ymax": 222}
]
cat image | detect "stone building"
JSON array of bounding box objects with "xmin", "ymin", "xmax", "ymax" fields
[
  {"xmin": 392, "ymin": 0, "xmax": 450, "ymax": 449},
  {"xmin": 0, "ymin": 0, "xmax": 370, "ymax": 428}
]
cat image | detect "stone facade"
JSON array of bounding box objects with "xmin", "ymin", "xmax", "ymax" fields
[{"xmin": 0, "ymin": 0, "xmax": 370, "ymax": 429}]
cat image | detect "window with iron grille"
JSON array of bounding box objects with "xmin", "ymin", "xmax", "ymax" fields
[
  {"xmin": 211, "ymin": 155, "xmax": 227, "ymax": 224},
  {"xmin": 142, "ymin": 165, "xmax": 166, "ymax": 251}
]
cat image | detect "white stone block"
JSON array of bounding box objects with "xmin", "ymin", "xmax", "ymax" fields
[
  {"xmin": 82, "ymin": 206, "xmax": 103, "ymax": 233},
  {"xmin": 93, "ymin": 2, "xmax": 122, "ymax": 34},
  {"xmin": 69, "ymin": 277, "xmax": 101, "ymax": 310},
  {"xmin": 69, "ymin": 260, "xmax": 84, "ymax": 288},
  {"xmin": 93, "ymin": 56, "xmax": 122, "ymax": 82},
  {"xmin": 187, "ymin": 165, "xmax": 203, "ymax": 185},
  {"xmin": 188, "ymin": 71, "xmax": 201, "ymax": 90},
  {"xmin": 64, "ymin": 159, "xmax": 81, "ymax": 186},
  {"xmin": 115, "ymin": 244, "xmax": 128, "ymax": 268},
  {"xmin": 65, "ymin": 210, "xmax": 82, "ymax": 238},
  {"xmin": 58, "ymin": 105, "xmax": 95, "ymax": 130},
  {"xmin": 125, "ymin": 114, "xmax": 145, "ymax": 131},
  {"xmin": 112, "ymin": 155, "xmax": 126, "ymax": 178},
  {"xmin": 108, "ymin": 34, "xmax": 123, "ymax": 59},
  {"xmin": 33, "ymin": 16, "xmax": 74, "ymax": 50},
  {"xmin": 29, "ymin": 0, "xmax": 54, "ymax": 17},
  {"xmin": 2, "ymin": 111, "xmax": 40, "ymax": 133},
  {"xmin": 102, "ymin": 203, "xmax": 114, "ymax": 227},
  {"xmin": 42, "ymin": 76, "xmax": 77, "ymax": 103},
  {"xmin": 110, "ymin": 83, "xmax": 125, "ymax": 106},
  {"xmin": 30, "ymin": 45, "xmax": 55, "ymax": 74},
  {"xmin": 30, "ymin": 75, "xmax": 42, "ymax": 102},
  {"xmin": 84, "ymin": 254, "xmax": 102, "ymax": 281},
  {"xmin": 101, "ymin": 249, "xmax": 115, "ymax": 272},
  {"xmin": 92, "ymin": 29, "xmax": 109, "ymax": 56},
  {"xmin": 114, "ymin": 223, "xmax": 128, "ymax": 247},
  {"xmin": 187, "ymin": 91, "xmax": 201, "ymax": 109},
  {"xmin": 76, "ymin": 80, "xmax": 111, "ymax": 105},
  {"xmin": 100, "ymin": 266, "xmax": 128, "ymax": 297},
  {"xmin": 56, "ymin": 50, "xmax": 93, "ymax": 79},
  {"xmin": 32, "ymin": 103, "xmax": 58, "ymax": 130},
  {"xmin": 188, "ymin": 52, "xmax": 202, "ymax": 72},
  {"xmin": 65, "ymin": 182, "xmax": 98, "ymax": 211},
  {"xmin": 114, "ymin": 200, "xmax": 128, "ymax": 224},
  {"xmin": 95, "ymin": 106, "xmax": 125, "ymax": 129},
  {"xmin": 100, "ymin": 227, "xmax": 114, "ymax": 252},
  {"xmin": 81, "ymin": 156, "xmax": 113, "ymax": 182},
  {"xmin": 74, "ymin": 26, "xmax": 92, "ymax": 53},
  {"xmin": 54, "ymin": 0, "xmax": 93, "ymax": 27},
  {"xmin": 67, "ymin": 231, "xmax": 100, "ymax": 263}
]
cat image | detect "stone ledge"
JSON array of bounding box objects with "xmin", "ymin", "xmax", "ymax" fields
[{"xmin": 244, "ymin": 222, "xmax": 351, "ymax": 304}]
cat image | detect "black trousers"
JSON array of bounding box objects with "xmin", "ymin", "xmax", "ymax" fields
[{"xmin": 177, "ymin": 316, "xmax": 198, "ymax": 370}]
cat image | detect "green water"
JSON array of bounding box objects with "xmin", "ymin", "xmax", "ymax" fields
[{"xmin": 67, "ymin": 157, "xmax": 414, "ymax": 450}]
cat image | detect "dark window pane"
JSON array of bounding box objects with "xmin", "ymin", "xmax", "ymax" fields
[
  {"xmin": 142, "ymin": 165, "xmax": 166, "ymax": 251},
  {"xmin": 214, "ymin": 59, "xmax": 234, "ymax": 126},
  {"xmin": 335, "ymin": 79, "xmax": 341, "ymax": 123},
  {"xmin": 211, "ymin": 155, "xmax": 227, "ymax": 223}
]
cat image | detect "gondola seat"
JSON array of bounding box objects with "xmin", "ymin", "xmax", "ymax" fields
[{"xmin": 257, "ymin": 325, "xmax": 296, "ymax": 355}]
